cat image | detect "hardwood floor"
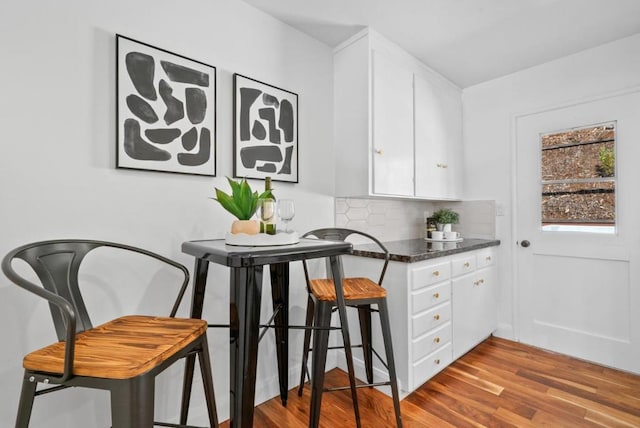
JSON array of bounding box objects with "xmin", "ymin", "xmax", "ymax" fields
[{"xmin": 223, "ymin": 336, "xmax": 640, "ymax": 427}]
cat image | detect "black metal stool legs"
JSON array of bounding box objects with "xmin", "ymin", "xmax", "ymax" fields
[
  {"xmin": 15, "ymin": 372, "xmax": 37, "ymax": 428},
  {"xmin": 198, "ymin": 334, "xmax": 219, "ymax": 428},
  {"xmin": 298, "ymin": 295, "xmax": 315, "ymax": 396},
  {"xmin": 357, "ymin": 305, "xmax": 374, "ymax": 384},
  {"xmin": 378, "ymin": 299, "xmax": 403, "ymax": 427},
  {"xmin": 110, "ymin": 375, "xmax": 155, "ymax": 428},
  {"xmin": 308, "ymin": 300, "xmax": 333, "ymax": 428}
]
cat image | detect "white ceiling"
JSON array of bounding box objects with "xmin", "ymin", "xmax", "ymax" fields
[{"xmin": 241, "ymin": 0, "xmax": 640, "ymax": 88}]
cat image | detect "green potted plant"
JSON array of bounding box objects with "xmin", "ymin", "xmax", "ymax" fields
[
  {"xmin": 213, "ymin": 177, "xmax": 273, "ymax": 234},
  {"xmin": 432, "ymin": 208, "xmax": 460, "ymax": 232}
]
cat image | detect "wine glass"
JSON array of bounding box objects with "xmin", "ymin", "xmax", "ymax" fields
[{"xmin": 277, "ymin": 199, "xmax": 295, "ymax": 233}]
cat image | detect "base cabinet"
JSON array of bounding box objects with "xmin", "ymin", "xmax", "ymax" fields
[{"xmin": 343, "ymin": 246, "xmax": 497, "ymax": 393}]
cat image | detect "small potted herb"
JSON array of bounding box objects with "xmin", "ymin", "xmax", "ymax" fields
[
  {"xmin": 432, "ymin": 208, "xmax": 460, "ymax": 232},
  {"xmin": 213, "ymin": 177, "xmax": 273, "ymax": 235}
]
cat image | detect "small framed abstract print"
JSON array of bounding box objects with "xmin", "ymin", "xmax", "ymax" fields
[
  {"xmin": 116, "ymin": 34, "xmax": 216, "ymax": 176},
  {"xmin": 233, "ymin": 74, "xmax": 298, "ymax": 183}
]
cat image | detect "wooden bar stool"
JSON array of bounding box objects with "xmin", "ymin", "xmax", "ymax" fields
[
  {"xmin": 2, "ymin": 240, "xmax": 218, "ymax": 428},
  {"xmin": 297, "ymin": 229, "xmax": 402, "ymax": 428}
]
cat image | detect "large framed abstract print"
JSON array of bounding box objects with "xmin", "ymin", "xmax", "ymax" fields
[
  {"xmin": 233, "ymin": 74, "xmax": 298, "ymax": 182},
  {"xmin": 116, "ymin": 34, "xmax": 216, "ymax": 176}
]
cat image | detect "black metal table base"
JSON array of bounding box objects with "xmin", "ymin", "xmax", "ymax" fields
[{"xmin": 179, "ymin": 239, "xmax": 353, "ymax": 428}]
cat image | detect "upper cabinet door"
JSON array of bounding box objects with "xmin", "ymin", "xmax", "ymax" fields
[
  {"xmin": 371, "ymin": 50, "xmax": 415, "ymax": 196},
  {"xmin": 414, "ymin": 73, "xmax": 462, "ymax": 200}
]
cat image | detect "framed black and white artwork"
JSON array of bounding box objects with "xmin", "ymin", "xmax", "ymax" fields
[
  {"xmin": 116, "ymin": 34, "xmax": 216, "ymax": 176},
  {"xmin": 233, "ymin": 74, "xmax": 298, "ymax": 182}
]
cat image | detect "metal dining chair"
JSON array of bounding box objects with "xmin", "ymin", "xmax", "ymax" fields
[
  {"xmin": 298, "ymin": 228, "xmax": 402, "ymax": 427},
  {"xmin": 2, "ymin": 239, "xmax": 218, "ymax": 428}
]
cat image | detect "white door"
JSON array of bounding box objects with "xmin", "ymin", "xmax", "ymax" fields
[
  {"xmin": 371, "ymin": 49, "xmax": 414, "ymax": 196},
  {"xmin": 515, "ymin": 90, "xmax": 640, "ymax": 373}
]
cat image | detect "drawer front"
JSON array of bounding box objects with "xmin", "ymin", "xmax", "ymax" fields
[
  {"xmin": 476, "ymin": 248, "xmax": 496, "ymax": 268},
  {"xmin": 412, "ymin": 343, "xmax": 452, "ymax": 389},
  {"xmin": 451, "ymin": 255, "xmax": 476, "ymax": 277},
  {"xmin": 412, "ymin": 302, "xmax": 451, "ymax": 338},
  {"xmin": 411, "ymin": 261, "xmax": 451, "ymax": 290},
  {"xmin": 412, "ymin": 322, "xmax": 451, "ymax": 362},
  {"xmin": 412, "ymin": 281, "xmax": 451, "ymax": 314}
]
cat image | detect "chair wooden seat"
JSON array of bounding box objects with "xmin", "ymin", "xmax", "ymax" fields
[
  {"xmin": 23, "ymin": 315, "xmax": 208, "ymax": 379},
  {"xmin": 309, "ymin": 277, "xmax": 387, "ymax": 301}
]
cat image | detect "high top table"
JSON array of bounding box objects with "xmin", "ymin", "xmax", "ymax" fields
[{"xmin": 179, "ymin": 238, "xmax": 357, "ymax": 428}]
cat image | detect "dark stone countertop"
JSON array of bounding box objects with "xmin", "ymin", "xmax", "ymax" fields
[{"xmin": 352, "ymin": 238, "xmax": 501, "ymax": 263}]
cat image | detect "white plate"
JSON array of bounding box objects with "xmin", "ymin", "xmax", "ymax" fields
[
  {"xmin": 225, "ymin": 231, "xmax": 299, "ymax": 246},
  {"xmin": 425, "ymin": 237, "xmax": 463, "ymax": 243}
]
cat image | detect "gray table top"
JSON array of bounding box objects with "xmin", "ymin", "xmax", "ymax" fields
[{"xmin": 182, "ymin": 238, "xmax": 353, "ymax": 267}]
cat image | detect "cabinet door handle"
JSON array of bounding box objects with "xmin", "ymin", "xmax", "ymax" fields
[
  {"xmin": 473, "ymin": 280, "xmax": 479, "ymax": 286},
  {"xmin": 479, "ymin": 278, "xmax": 485, "ymax": 284},
  {"xmin": 434, "ymin": 337, "xmax": 440, "ymax": 343},
  {"xmin": 375, "ymin": 148, "xmax": 383, "ymax": 155},
  {"xmin": 433, "ymin": 314, "xmax": 440, "ymax": 320},
  {"xmin": 433, "ymin": 292, "xmax": 440, "ymax": 299},
  {"xmin": 464, "ymin": 262, "xmax": 470, "ymax": 267},
  {"xmin": 486, "ymin": 256, "xmax": 492, "ymax": 261},
  {"xmin": 433, "ymin": 270, "xmax": 440, "ymax": 277},
  {"xmin": 434, "ymin": 358, "xmax": 441, "ymax": 365}
]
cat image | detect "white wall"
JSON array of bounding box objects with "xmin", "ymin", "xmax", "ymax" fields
[
  {"xmin": 0, "ymin": 0, "xmax": 335, "ymax": 425},
  {"xmin": 463, "ymin": 33, "xmax": 640, "ymax": 339}
]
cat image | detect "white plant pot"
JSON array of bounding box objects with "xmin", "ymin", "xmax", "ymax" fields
[{"xmin": 438, "ymin": 223, "xmax": 452, "ymax": 232}]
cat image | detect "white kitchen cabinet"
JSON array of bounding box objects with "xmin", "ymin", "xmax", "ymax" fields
[
  {"xmin": 452, "ymin": 248, "xmax": 498, "ymax": 359},
  {"xmin": 371, "ymin": 50, "xmax": 415, "ymax": 196},
  {"xmin": 414, "ymin": 73, "xmax": 463, "ymax": 199},
  {"xmin": 334, "ymin": 28, "xmax": 462, "ymax": 200},
  {"xmin": 341, "ymin": 245, "xmax": 498, "ymax": 394}
]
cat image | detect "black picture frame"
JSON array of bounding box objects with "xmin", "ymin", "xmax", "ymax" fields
[
  {"xmin": 233, "ymin": 74, "xmax": 298, "ymax": 183},
  {"xmin": 116, "ymin": 34, "xmax": 216, "ymax": 176}
]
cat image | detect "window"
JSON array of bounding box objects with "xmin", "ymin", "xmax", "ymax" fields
[{"xmin": 540, "ymin": 123, "xmax": 616, "ymax": 233}]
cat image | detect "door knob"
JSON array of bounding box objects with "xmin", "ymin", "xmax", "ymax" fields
[{"xmin": 521, "ymin": 240, "xmax": 530, "ymax": 248}]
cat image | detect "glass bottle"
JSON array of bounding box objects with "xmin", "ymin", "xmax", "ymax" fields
[{"xmin": 260, "ymin": 177, "xmax": 277, "ymax": 235}]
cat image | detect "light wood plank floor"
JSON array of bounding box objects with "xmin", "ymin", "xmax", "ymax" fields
[{"xmin": 221, "ymin": 336, "xmax": 640, "ymax": 427}]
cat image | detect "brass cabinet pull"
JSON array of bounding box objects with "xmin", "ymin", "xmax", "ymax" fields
[
  {"xmin": 435, "ymin": 358, "xmax": 441, "ymax": 364},
  {"xmin": 433, "ymin": 314, "xmax": 440, "ymax": 320},
  {"xmin": 433, "ymin": 292, "xmax": 440, "ymax": 299},
  {"xmin": 375, "ymin": 148, "xmax": 383, "ymax": 155},
  {"xmin": 433, "ymin": 270, "xmax": 440, "ymax": 276},
  {"xmin": 464, "ymin": 262, "xmax": 470, "ymax": 267},
  {"xmin": 434, "ymin": 337, "xmax": 440, "ymax": 343},
  {"xmin": 473, "ymin": 280, "xmax": 479, "ymax": 286},
  {"xmin": 479, "ymin": 278, "xmax": 485, "ymax": 284},
  {"xmin": 486, "ymin": 256, "xmax": 492, "ymax": 261}
]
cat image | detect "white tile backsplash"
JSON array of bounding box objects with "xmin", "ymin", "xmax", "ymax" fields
[
  {"xmin": 335, "ymin": 198, "xmax": 434, "ymax": 241},
  {"xmin": 334, "ymin": 198, "xmax": 496, "ymax": 242}
]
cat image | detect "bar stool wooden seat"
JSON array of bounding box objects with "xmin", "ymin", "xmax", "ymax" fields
[
  {"xmin": 2, "ymin": 239, "xmax": 218, "ymax": 428},
  {"xmin": 298, "ymin": 229, "xmax": 402, "ymax": 428}
]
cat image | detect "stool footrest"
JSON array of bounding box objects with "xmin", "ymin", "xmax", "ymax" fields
[{"xmin": 325, "ymin": 381, "xmax": 391, "ymax": 392}]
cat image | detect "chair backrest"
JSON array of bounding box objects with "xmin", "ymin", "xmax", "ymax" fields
[
  {"xmin": 2, "ymin": 239, "xmax": 190, "ymax": 341},
  {"xmin": 302, "ymin": 228, "xmax": 390, "ymax": 286}
]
